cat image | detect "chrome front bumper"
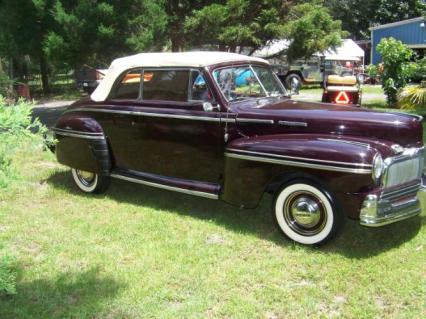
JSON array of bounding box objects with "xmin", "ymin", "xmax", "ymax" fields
[{"xmin": 360, "ymin": 182, "xmax": 422, "ymax": 227}]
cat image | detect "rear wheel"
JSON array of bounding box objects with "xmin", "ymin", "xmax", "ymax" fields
[
  {"xmin": 273, "ymin": 181, "xmax": 342, "ymax": 245},
  {"xmin": 71, "ymin": 168, "xmax": 110, "ymax": 194}
]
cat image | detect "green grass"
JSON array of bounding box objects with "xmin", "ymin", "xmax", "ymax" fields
[{"xmin": 0, "ymin": 142, "xmax": 426, "ymax": 318}]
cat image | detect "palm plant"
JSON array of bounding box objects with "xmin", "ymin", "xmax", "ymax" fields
[{"xmin": 398, "ymin": 81, "xmax": 426, "ymax": 109}]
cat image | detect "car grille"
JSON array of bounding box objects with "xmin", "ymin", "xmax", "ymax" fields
[
  {"xmin": 383, "ymin": 151, "xmax": 424, "ymax": 188},
  {"xmin": 381, "ymin": 182, "xmax": 421, "ymax": 202}
]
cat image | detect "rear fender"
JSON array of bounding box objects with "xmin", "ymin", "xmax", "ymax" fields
[{"xmin": 53, "ymin": 113, "xmax": 111, "ymax": 175}]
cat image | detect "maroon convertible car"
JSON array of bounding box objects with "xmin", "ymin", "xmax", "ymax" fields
[{"xmin": 52, "ymin": 52, "xmax": 424, "ymax": 245}]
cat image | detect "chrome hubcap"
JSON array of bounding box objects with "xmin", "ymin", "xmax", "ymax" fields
[
  {"xmin": 291, "ymin": 197, "xmax": 321, "ymax": 227},
  {"xmin": 76, "ymin": 170, "xmax": 95, "ymax": 186},
  {"xmin": 283, "ymin": 191, "xmax": 327, "ymax": 236}
]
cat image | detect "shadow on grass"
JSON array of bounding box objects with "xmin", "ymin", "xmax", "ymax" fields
[
  {"xmin": 47, "ymin": 171, "xmax": 423, "ymax": 259},
  {"xmin": 0, "ymin": 267, "xmax": 123, "ymax": 319}
]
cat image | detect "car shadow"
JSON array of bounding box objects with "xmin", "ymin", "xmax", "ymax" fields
[
  {"xmin": 47, "ymin": 170, "xmax": 423, "ymax": 259},
  {"xmin": 0, "ymin": 267, "xmax": 124, "ymax": 319}
]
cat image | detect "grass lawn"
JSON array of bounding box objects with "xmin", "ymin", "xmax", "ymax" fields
[
  {"xmin": 1, "ymin": 131, "xmax": 426, "ymax": 317},
  {"xmin": 297, "ymin": 85, "xmax": 426, "ymax": 114}
]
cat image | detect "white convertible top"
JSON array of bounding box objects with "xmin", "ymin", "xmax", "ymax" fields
[{"xmin": 91, "ymin": 51, "xmax": 268, "ymax": 102}]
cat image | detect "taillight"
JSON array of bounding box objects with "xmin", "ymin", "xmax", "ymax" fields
[
  {"xmin": 96, "ymin": 71, "xmax": 104, "ymax": 80},
  {"xmin": 335, "ymin": 91, "xmax": 350, "ymax": 104}
]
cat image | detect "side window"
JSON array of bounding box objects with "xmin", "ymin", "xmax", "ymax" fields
[
  {"xmin": 142, "ymin": 70, "xmax": 189, "ymax": 102},
  {"xmin": 188, "ymin": 70, "xmax": 212, "ymax": 102},
  {"xmin": 113, "ymin": 69, "xmax": 142, "ymax": 99}
]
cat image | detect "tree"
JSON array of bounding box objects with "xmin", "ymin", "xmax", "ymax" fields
[
  {"xmin": 185, "ymin": 0, "xmax": 283, "ymax": 52},
  {"xmin": 376, "ymin": 37, "xmax": 414, "ymax": 106},
  {"xmin": 325, "ymin": 0, "xmax": 426, "ymax": 39},
  {"xmin": 0, "ymin": 0, "xmax": 56, "ymax": 94},
  {"xmin": 185, "ymin": 0, "xmax": 345, "ymax": 58},
  {"xmin": 284, "ymin": 2, "xmax": 346, "ymax": 61},
  {"xmin": 46, "ymin": 0, "xmax": 167, "ymax": 68}
]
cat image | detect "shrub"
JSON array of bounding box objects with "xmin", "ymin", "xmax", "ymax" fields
[
  {"xmin": 0, "ymin": 254, "xmax": 17, "ymax": 296},
  {"xmin": 376, "ymin": 38, "xmax": 414, "ymax": 107},
  {"xmin": 0, "ymin": 95, "xmax": 47, "ymax": 187},
  {"xmin": 0, "ymin": 71, "xmax": 13, "ymax": 98},
  {"xmin": 365, "ymin": 64, "xmax": 379, "ymax": 84},
  {"xmin": 410, "ymin": 57, "xmax": 426, "ymax": 83}
]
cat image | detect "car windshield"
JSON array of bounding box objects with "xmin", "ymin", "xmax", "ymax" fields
[{"xmin": 213, "ymin": 65, "xmax": 286, "ymax": 101}]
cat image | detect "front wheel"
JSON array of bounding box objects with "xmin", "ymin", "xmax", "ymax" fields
[
  {"xmin": 71, "ymin": 168, "xmax": 110, "ymax": 194},
  {"xmin": 273, "ymin": 182, "xmax": 342, "ymax": 245},
  {"xmin": 284, "ymin": 73, "xmax": 302, "ymax": 93}
]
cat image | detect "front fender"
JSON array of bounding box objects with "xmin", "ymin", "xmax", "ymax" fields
[
  {"xmin": 221, "ymin": 134, "xmax": 391, "ymax": 215},
  {"xmin": 53, "ymin": 113, "xmax": 111, "ymax": 175}
]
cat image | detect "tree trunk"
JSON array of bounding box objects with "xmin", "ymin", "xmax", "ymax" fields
[
  {"xmin": 8, "ymin": 58, "xmax": 14, "ymax": 79},
  {"xmin": 40, "ymin": 53, "xmax": 50, "ymax": 94},
  {"xmin": 171, "ymin": 37, "xmax": 181, "ymax": 52}
]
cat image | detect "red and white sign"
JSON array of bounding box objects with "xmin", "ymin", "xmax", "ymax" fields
[{"xmin": 335, "ymin": 91, "xmax": 350, "ymax": 104}]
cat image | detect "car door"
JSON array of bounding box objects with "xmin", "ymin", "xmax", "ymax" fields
[{"xmin": 108, "ymin": 68, "xmax": 224, "ymax": 184}]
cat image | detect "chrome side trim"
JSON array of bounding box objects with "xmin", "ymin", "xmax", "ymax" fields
[
  {"xmin": 226, "ymin": 148, "xmax": 372, "ymax": 168},
  {"xmin": 225, "ymin": 152, "xmax": 372, "ymax": 174},
  {"xmin": 68, "ymin": 107, "xmax": 223, "ymax": 123},
  {"xmin": 221, "ymin": 117, "xmax": 237, "ymax": 123},
  {"xmin": 52, "ymin": 127, "xmax": 104, "ymax": 136},
  {"xmin": 317, "ymin": 138, "xmax": 370, "ymax": 148},
  {"xmin": 110, "ymin": 173, "xmax": 219, "ymax": 199},
  {"xmin": 236, "ymin": 118, "xmax": 274, "ymax": 124},
  {"xmin": 278, "ymin": 120, "xmax": 307, "ymax": 127},
  {"xmin": 52, "ymin": 128, "xmax": 105, "ymax": 140}
]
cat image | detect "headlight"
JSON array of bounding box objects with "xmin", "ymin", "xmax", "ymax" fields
[{"xmin": 372, "ymin": 153, "xmax": 384, "ymax": 183}]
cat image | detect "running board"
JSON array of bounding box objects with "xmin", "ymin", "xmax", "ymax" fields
[{"xmin": 110, "ymin": 169, "xmax": 220, "ymax": 200}]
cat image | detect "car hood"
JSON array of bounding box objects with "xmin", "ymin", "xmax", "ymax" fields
[{"xmin": 231, "ymin": 98, "xmax": 423, "ymax": 148}]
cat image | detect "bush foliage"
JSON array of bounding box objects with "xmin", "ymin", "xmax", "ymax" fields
[
  {"xmin": 376, "ymin": 38, "xmax": 414, "ymax": 107},
  {"xmin": 0, "ymin": 96, "xmax": 47, "ymax": 187}
]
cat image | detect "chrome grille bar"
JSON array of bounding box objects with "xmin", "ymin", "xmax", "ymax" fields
[
  {"xmin": 383, "ymin": 148, "xmax": 424, "ymax": 188},
  {"xmin": 381, "ymin": 183, "xmax": 421, "ymax": 202}
]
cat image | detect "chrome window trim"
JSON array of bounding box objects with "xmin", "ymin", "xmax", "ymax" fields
[
  {"xmin": 225, "ymin": 152, "xmax": 372, "ymax": 174},
  {"xmin": 110, "ymin": 173, "xmax": 219, "ymax": 199},
  {"xmin": 249, "ymin": 65, "xmax": 268, "ymax": 96},
  {"xmin": 211, "ymin": 63, "xmax": 287, "ymax": 103},
  {"xmin": 226, "ymin": 148, "xmax": 372, "ymax": 168}
]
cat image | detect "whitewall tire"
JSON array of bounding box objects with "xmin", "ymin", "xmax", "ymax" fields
[
  {"xmin": 71, "ymin": 168, "xmax": 110, "ymax": 194},
  {"xmin": 273, "ymin": 182, "xmax": 341, "ymax": 245}
]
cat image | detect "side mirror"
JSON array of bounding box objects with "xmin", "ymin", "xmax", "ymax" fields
[{"xmin": 203, "ymin": 102, "xmax": 220, "ymax": 112}]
